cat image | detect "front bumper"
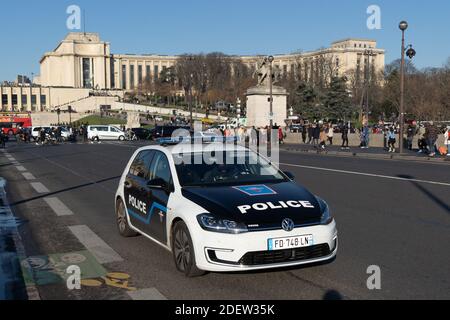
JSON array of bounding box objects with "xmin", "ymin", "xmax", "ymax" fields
[{"xmin": 192, "ymin": 220, "xmax": 338, "ymax": 272}]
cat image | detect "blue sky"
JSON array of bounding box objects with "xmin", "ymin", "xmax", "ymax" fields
[{"xmin": 0, "ymin": 0, "xmax": 449, "ymax": 81}]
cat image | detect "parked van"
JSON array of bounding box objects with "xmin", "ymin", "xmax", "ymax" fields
[{"xmin": 88, "ymin": 125, "xmax": 126, "ymax": 141}]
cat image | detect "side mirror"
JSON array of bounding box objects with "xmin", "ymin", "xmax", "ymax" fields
[{"xmin": 284, "ymin": 171, "xmax": 295, "ymax": 180}]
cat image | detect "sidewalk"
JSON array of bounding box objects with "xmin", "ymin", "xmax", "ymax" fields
[
  {"xmin": 280, "ymin": 143, "xmax": 450, "ymax": 163},
  {"xmin": 0, "ymin": 177, "xmax": 30, "ymax": 300}
]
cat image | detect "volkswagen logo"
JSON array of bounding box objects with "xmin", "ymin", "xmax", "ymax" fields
[{"xmin": 282, "ymin": 218, "xmax": 295, "ymax": 232}]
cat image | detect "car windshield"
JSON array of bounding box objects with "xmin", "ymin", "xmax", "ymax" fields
[{"xmin": 174, "ymin": 151, "xmax": 287, "ymax": 187}]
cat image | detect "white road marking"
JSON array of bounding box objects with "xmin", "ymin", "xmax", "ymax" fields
[
  {"xmin": 22, "ymin": 172, "xmax": 36, "ymax": 181},
  {"xmin": 127, "ymin": 288, "xmax": 168, "ymax": 301},
  {"xmin": 16, "ymin": 166, "xmax": 27, "ymax": 172},
  {"xmin": 6, "ymin": 156, "xmax": 15, "ymax": 161},
  {"xmin": 280, "ymin": 163, "xmax": 450, "ymax": 187},
  {"xmin": 68, "ymin": 225, "xmax": 123, "ymax": 264},
  {"xmin": 44, "ymin": 197, "xmax": 74, "ymax": 216},
  {"xmin": 30, "ymin": 182, "xmax": 50, "ymax": 193}
]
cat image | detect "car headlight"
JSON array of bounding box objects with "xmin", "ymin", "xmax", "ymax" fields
[
  {"xmin": 315, "ymin": 197, "xmax": 333, "ymax": 225},
  {"xmin": 197, "ymin": 214, "xmax": 248, "ymax": 234}
]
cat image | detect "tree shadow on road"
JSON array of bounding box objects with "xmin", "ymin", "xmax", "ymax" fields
[
  {"xmin": 9, "ymin": 175, "xmax": 121, "ymax": 207},
  {"xmin": 397, "ymin": 175, "xmax": 450, "ymax": 214}
]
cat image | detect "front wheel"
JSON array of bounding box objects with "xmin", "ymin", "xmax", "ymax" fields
[
  {"xmin": 172, "ymin": 221, "xmax": 206, "ymax": 277},
  {"xmin": 116, "ymin": 199, "xmax": 139, "ymax": 237},
  {"xmin": 119, "ymin": 136, "xmax": 125, "ymax": 141}
]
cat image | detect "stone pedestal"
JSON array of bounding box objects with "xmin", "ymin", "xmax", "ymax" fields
[
  {"xmin": 126, "ymin": 111, "xmax": 141, "ymax": 129},
  {"xmin": 246, "ymin": 85, "xmax": 288, "ymax": 128}
]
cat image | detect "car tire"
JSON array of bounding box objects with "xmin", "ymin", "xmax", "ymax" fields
[
  {"xmin": 116, "ymin": 199, "xmax": 139, "ymax": 237},
  {"xmin": 119, "ymin": 136, "xmax": 125, "ymax": 141},
  {"xmin": 172, "ymin": 221, "xmax": 206, "ymax": 277}
]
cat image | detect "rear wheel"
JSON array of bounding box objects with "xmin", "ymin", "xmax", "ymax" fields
[
  {"xmin": 116, "ymin": 199, "xmax": 138, "ymax": 237},
  {"xmin": 172, "ymin": 221, "xmax": 206, "ymax": 277}
]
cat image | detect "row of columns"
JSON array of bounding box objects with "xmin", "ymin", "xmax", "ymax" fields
[
  {"xmin": 0, "ymin": 86, "xmax": 46, "ymax": 112},
  {"xmin": 115, "ymin": 59, "xmax": 176, "ymax": 90}
]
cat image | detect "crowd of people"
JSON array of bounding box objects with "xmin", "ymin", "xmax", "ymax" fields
[
  {"xmin": 215, "ymin": 124, "xmax": 287, "ymax": 146},
  {"xmin": 291, "ymin": 120, "xmax": 450, "ymax": 156},
  {"xmin": 296, "ymin": 122, "xmax": 352, "ymax": 150}
]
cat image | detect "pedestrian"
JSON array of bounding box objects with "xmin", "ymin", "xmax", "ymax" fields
[
  {"xmin": 0, "ymin": 129, "xmax": 6, "ymax": 149},
  {"xmin": 83, "ymin": 125, "xmax": 88, "ymax": 143},
  {"xmin": 301, "ymin": 125, "xmax": 307, "ymax": 144},
  {"xmin": 406, "ymin": 122, "xmax": 417, "ymax": 151},
  {"xmin": 444, "ymin": 127, "xmax": 450, "ymax": 157},
  {"xmin": 39, "ymin": 128, "xmax": 46, "ymax": 146},
  {"xmin": 278, "ymin": 126, "xmax": 284, "ymax": 144},
  {"xmin": 312, "ymin": 124, "xmax": 320, "ymax": 147},
  {"xmin": 425, "ymin": 121, "xmax": 439, "ymax": 157},
  {"xmin": 341, "ymin": 123, "xmax": 349, "ymax": 150},
  {"xmin": 260, "ymin": 127, "xmax": 267, "ymax": 147},
  {"xmin": 327, "ymin": 124, "xmax": 334, "ymax": 146},
  {"xmin": 387, "ymin": 127, "xmax": 397, "ymax": 153},
  {"xmin": 237, "ymin": 127, "xmax": 245, "ymax": 142},
  {"xmin": 307, "ymin": 124, "xmax": 313, "ymax": 144},
  {"xmin": 254, "ymin": 127, "xmax": 260, "ymax": 148},
  {"xmin": 360, "ymin": 125, "xmax": 370, "ymax": 149},
  {"xmin": 56, "ymin": 126, "xmax": 63, "ymax": 143},
  {"xmin": 319, "ymin": 128, "xmax": 327, "ymax": 150}
]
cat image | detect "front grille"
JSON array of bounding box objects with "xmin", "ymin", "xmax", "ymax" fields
[{"xmin": 239, "ymin": 244, "xmax": 331, "ymax": 266}]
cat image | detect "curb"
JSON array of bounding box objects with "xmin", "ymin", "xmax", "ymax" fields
[
  {"xmin": 282, "ymin": 147, "xmax": 450, "ymax": 163},
  {"xmin": 0, "ymin": 177, "xmax": 41, "ymax": 300}
]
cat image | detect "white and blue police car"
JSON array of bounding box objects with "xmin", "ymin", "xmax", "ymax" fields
[{"xmin": 115, "ymin": 139, "xmax": 338, "ymax": 277}]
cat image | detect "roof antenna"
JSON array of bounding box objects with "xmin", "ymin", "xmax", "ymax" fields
[{"xmin": 83, "ymin": 9, "xmax": 86, "ymax": 35}]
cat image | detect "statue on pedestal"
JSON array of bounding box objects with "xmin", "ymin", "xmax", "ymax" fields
[{"xmin": 252, "ymin": 57, "xmax": 281, "ymax": 87}]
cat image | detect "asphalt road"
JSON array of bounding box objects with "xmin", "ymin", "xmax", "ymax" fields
[{"xmin": 0, "ymin": 140, "xmax": 449, "ymax": 300}]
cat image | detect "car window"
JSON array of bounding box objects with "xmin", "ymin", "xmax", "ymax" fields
[
  {"xmin": 149, "ymin": 152, "xmax": 172, "ymax": 186},
  {"xmin": 110, "ymin": 127, "xmax": 119, "ymax": 133},
  {"xmin": 129, "ymin": 151, "xmax": 154, "ymax": 179},
  {"xmin": 174, "ymin": 151, "xmax": 286, "ymax": 187}
]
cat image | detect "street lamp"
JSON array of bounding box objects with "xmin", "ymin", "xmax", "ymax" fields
[
  {"xmin": 189, "ymin": 73, "xmax": 194, "ymax": 128},
  {"xmin": 56, "ymin": 108, "xmax": 61, "ymax": 125},
  {"xmin": 268, "ymin": 55, "xmax": 274, "ymax": 154},
  {"xmin": 363, "ymin": 49, "xmax": 376, "ymax": 120},
  {"xmin": 236, "ymin": 97, "xmax": 241, "ymax": 127},
  {"xmin": 398, "ymin": 21, "xmax": 416, "ymax": 154},
  {"xmin": 68, "ymin": 105, "xmax": 72, "ymax": 125}
]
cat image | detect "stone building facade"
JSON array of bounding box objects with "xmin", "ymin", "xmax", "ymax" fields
[{"xmin": 0, "ymin": 33, "xmax": 385, "ymax": 112}]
